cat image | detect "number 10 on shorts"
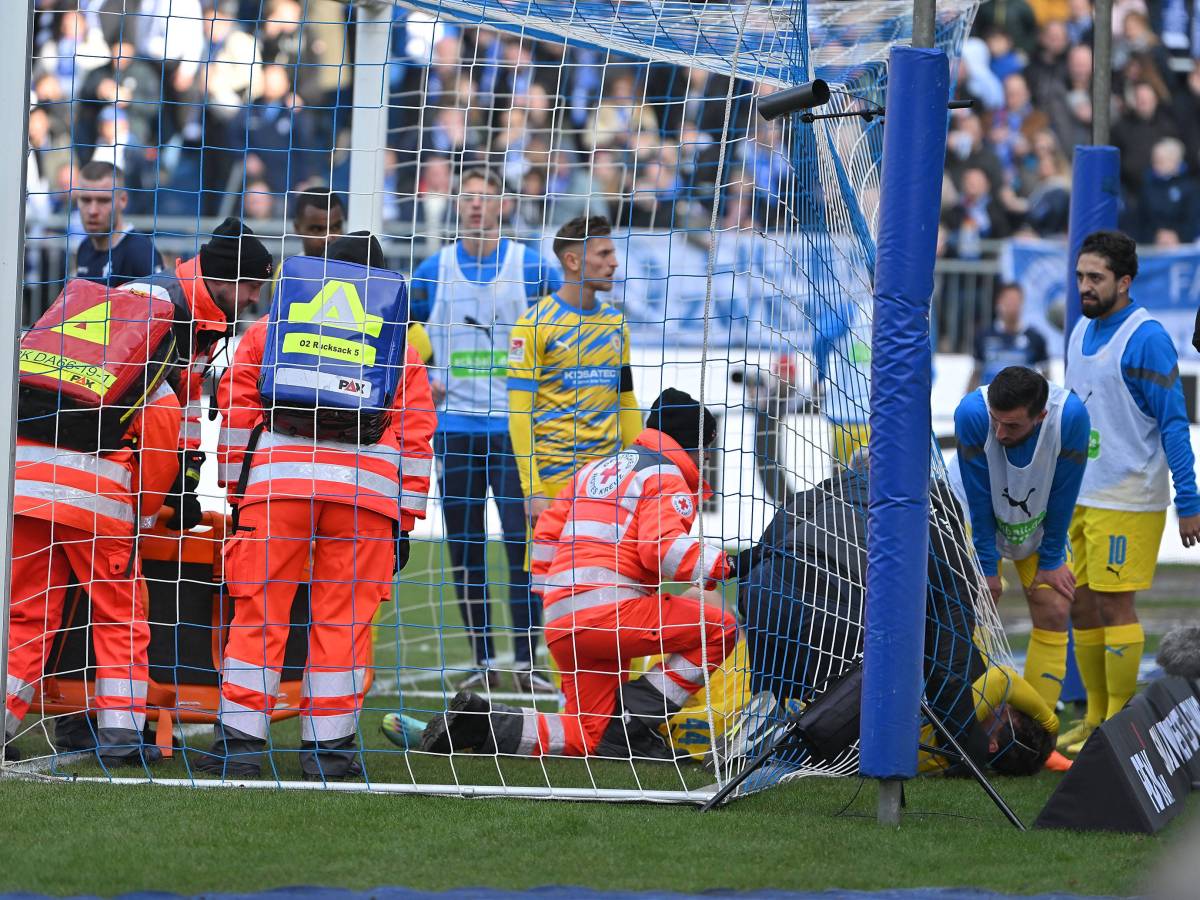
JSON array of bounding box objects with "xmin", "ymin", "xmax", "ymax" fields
[{"xmin": 1108, "ymin": 534, "xmax": 1127, "ymax": 566}]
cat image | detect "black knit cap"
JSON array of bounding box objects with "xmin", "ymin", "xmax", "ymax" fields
[
  {"xmin": 646, "ymin": 388, "xmax": 718, "ymax": 450},
  {"xmin": 328, "ymin": 231, "xmax": 387, "ymax": 269},
  {"xmin": 199, "ymin": 216, "xmax": 274, "ymax": 281}
]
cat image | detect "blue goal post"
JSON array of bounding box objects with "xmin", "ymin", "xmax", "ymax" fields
[{"xmin": 861, "ymin": 45, "xmax": 950, "ymax": 786}]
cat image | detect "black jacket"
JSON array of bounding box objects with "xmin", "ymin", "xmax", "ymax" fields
[
  {"xmin": 737, "ymin": 471, "xmax": 987, "ymax": 760},
  {"xmin": 1136, "ymin": 169, "xmax": 1200, "ymax": 244}
]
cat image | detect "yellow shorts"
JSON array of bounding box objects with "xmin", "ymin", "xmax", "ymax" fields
[
  {"xmin": 1069, "ymin": 505, "xmax": 1166, "ymax": 593},
  {"xmin": 830, "ymin": 423, "xmax": 869, "ymax": 468},
  {"xmin": 1012, "ymin": 545, "xmax": 1074, "ymax": 591},
  {"xmin": 649, "ymin": 638, "xmax": 751, "ymax": 760}
]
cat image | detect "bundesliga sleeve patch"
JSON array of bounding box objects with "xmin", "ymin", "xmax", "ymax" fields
[
  {"xmin": 672, "ymin": 494, "xmax": 694, "ymax": 517},
  {"xmin": 508, "ymin": 337, "xmax": 526, "ymax": 363}
]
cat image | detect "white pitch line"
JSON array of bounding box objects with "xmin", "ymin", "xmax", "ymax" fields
[
  {"xmin": 367, "ymin": 664, "xmax": 466, "ymax": 696},
  {"xmin": 386, "ymin": 690, "xmax": 562, "ymax": 704},
  {"xmin": 3, "ymin": 749, "xmax": 91, "ymax": 776},
  {"xmin": 367, "ymin": 650, "xmax": 531, "ymax": 695}
]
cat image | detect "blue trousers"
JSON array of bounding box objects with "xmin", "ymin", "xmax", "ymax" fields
[{"xmin": 436, "ymin": 430, "xmax": 538, "ymax": 666}]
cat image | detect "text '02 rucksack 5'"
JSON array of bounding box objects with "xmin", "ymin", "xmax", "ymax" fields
[
  {"xmin": 18, "ymin": 279, "xmax": 178, "ymax": 453},
  {"xmin": 259, "ymin": 255, "xmax": 408, "ymax": 445}
]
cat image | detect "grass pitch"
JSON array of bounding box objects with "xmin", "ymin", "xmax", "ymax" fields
[
  {"xmin": 1, "ymin": 547, "xmax": 1196, "ymax": 896},
  {"xmin": 0, "ymin": 772, "xmax": 1186, "ymax": 896}
]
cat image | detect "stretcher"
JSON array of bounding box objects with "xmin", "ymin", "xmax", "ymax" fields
[{"xmin": 35, "ymin": 511, "xmax": 371, "ymax": 757}]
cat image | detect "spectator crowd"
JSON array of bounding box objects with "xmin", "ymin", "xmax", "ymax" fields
[
  {"xmin": 23, "ymin": 0, "xmax": 1200, "ymax": 250},
  {"xmin": 942, "ymin": 0, "xmax": 1200, "ymax": 256}
]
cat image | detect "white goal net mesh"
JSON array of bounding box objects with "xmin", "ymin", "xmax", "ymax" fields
[{"xmin": 5, "ymin": 0, "xmax": 1031, "ymax": 803}]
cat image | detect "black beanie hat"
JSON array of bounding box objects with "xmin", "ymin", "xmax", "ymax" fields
[
  {"xmin": 646, "ymin": 388, "xmax": 718, "ymax": 450},
  {"xmin": 199, "ymin": 216, "xmax": 274, "ymax": 282},
  {"xmin": 328, "ymin": 231, "xmax": 387, "ymax": 269}
]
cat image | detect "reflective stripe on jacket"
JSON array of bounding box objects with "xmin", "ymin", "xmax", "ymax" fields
[
  {"xmin": 124, "ymin": 255, "xmax": 228, "ymax": 454},
  {"xmin": 15, "ymin": 382, "xmax": 182, "ymax": 536},
  {"xmin": 216, "ymin": 317, "xmax": 436, "ymax": 530},
  {"xmin": 531, "ymin": 428, "xmax": 729, "ymax": 625}
]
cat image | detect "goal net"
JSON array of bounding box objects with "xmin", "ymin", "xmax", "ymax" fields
[{"xmin": 5, "ymin": 0, "xmax": 1028, "ymax": 803}]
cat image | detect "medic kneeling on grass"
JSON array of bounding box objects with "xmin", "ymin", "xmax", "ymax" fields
[{"xmin": 418, "ymin": 389, "xmax": 738, "ymax": 760}]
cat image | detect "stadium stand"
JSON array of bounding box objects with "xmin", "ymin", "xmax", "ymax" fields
[
  {"xmin": 17, "ymin": 0, "xmax": 1199, "ymax": 374},
  {"xmin": 23, "ymin": 1, "xmax": 1200, "ymax": 304}
]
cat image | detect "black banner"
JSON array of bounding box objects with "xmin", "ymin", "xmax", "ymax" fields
[
  {"xmin": 1140, "ymin": 677, "xmax": 1200, "ymax": 786},
  {"xmin": 1036, "ymin": 677, "xmax": 1200, "ymax": 833}
]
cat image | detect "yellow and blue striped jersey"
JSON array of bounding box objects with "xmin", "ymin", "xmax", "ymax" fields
[{"xmin": 507, "ymin": 293, "xmax": 632, "ymax": 485}]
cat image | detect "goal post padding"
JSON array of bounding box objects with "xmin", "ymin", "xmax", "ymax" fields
[
  {"xmin": 1063, "ymin": 146, "xmax": 1120, "ymax": 355},
  {"xmin": 861, "ymin": 45, "xmax": 948, "ymax": 781},
  {"xmin": 1059, "ymin": 144, "xmax": 1119, "ymax": 701}
]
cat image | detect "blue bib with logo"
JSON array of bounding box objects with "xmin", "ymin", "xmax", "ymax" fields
[{"xmin": 259, "ymin": 255, "xmax": 408, "ymax": 442}]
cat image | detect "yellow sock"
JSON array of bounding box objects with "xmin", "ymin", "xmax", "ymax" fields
[
  {"xmin": 1104, "ymin": 622, "xmax": 1145, "ymax": 719},
  {"xmin": 1025, "ymin": 628, "xmax": 1069, "ymax": 710},
  {"xmin": 1073, "ymin": 627, "xmax": 1108, "ymax": 727}
]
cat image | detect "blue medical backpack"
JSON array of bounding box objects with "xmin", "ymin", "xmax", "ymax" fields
[{"xmin": 259, "ymin": 255, "xmax": 408, "ymax": 444}]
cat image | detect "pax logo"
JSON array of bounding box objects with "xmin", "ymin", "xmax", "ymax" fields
[{"xmin": 335, "ymin": 376, "xmax": 371, "ymax": 397}]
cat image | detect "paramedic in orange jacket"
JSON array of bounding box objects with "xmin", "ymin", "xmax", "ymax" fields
[
  {"xmin": 195, "ymin": 255, "xmax": 437, "ymax": 781},
  {"xmin": 4, "ymin": 379, "xmax": 181, "ymax": 765},
  {"xmin": 125, "ymin": 217, "xmax": 274, "ymax": 529},
  {"xmin": 421, "ymin": 389, "xmax": 737, "ymax": 760}
]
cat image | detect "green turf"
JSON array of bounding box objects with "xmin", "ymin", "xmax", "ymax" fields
[
  {"xmin": 3, "ymin": 545, "xmax": 1196, "ymax": 896},
  {"xmin": 0, "ymin": 771, "xmax": 1188, "ymax": 896},
  {"xmin": 9, "ymin": 688, "xmax": 711, "ymax": 795}
]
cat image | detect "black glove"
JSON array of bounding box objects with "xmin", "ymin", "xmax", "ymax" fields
[
  {"xmin": 165, "ymin": 450, "xmax": 205, "ymax": 531},
  {"xmin": 394, "ymin": 532, "xmax": 411, "ymax": 574},
  {"xmin": 165, "ymin": 492, "xmax": 203, "ymax": 531},
  {"xmin": 728, "ymin": 544, "xmax": 761, "ymax": 582},
  {"xmin": 1192, "ymin": 305, "xmax": 1200, "ymax": 354}
]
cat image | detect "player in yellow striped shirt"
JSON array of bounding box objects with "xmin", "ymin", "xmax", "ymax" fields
[{"xmin": 507, "ymin": 216, "xmax": 643, "ymax": 525}]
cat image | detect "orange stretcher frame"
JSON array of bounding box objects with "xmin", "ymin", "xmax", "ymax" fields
[{"xmin": 32, "ymin": 511, "xmax": 372, "ymax": 758}]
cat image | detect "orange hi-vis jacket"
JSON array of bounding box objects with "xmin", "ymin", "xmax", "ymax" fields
[
  {"xmin": 215, "ymin": 317, "xmax": 437, "ymax": 531},
  {"xmin": 530, "ymin": 428, "xmax": 730, "ymax": 626},
  {"xmin": 124, "ymin": 255, "xmax": 230, "ymax": 453},
  {"xmin": 14, "ymin": 382, "xmax": 183, "ymax": 537},
  {"xmin": 173, "ymin": 255, "xmax": 230, "ymax": 453}
]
